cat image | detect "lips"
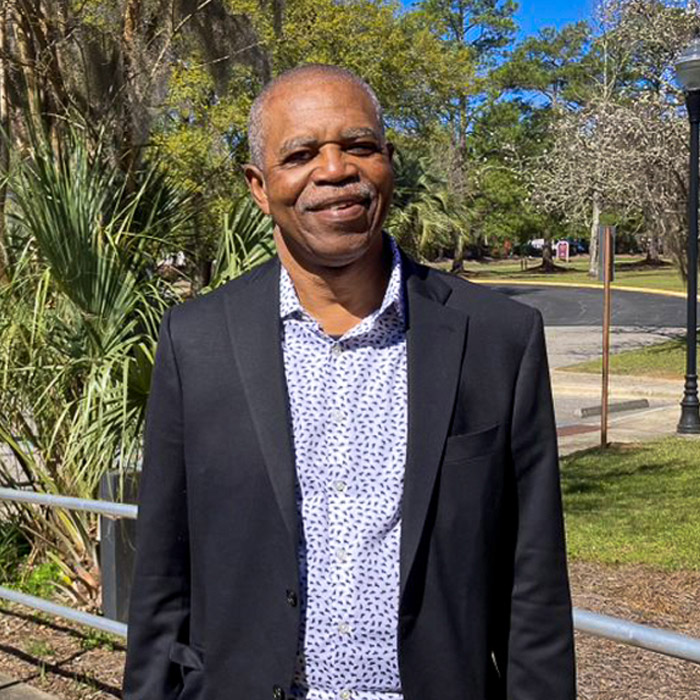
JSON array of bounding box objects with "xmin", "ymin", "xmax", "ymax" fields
[
  {"xmin": 308, "ymin": 202, "xmax": 368, "ymax": 225},
  {"xmin": 307, "ymin": 195, "xmax": 369, "ymax": 211}
]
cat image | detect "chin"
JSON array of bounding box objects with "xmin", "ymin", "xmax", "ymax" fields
[{"xmin": 305, "ymin": 229, "xmax": 380, "ymax": 268}]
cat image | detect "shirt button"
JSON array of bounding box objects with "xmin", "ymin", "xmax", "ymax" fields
[
  {"xmin": 272, "ymin": 686, "xmax": 285, "ymax": 700},
  {"xmin": 339, "ymin": 691, "xmax": 351, "ymax": 700},
  {"xmin": 331, "ymin": 344, "xmax": 343, "ymax": 357},
  {"xmin": 335, "ymin": 546, "xmax": 348, "ymax": 563},
  {"xmin": 333, "ymin": 480, "xmax": 347, "ymax": 493},
  {"xmin": 338, "ymin": 621, "xmax": 351, "ymax": 635},
  {"xmin": 331, "ymin": 409, "xmax": 344, "ymax": 423},
  {"xmin": 286, "ymin": 589, "xmax": 298, "ymax": 607}
]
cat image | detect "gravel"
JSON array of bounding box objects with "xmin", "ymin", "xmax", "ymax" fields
[{"xmin": 0, "ymin": 561, "xmax": 698, "ymax": 699}]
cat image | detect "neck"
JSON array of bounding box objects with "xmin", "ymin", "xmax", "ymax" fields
[{"xmin": 276, "ymin": 231, "xmax": 391, "ymax": 336}]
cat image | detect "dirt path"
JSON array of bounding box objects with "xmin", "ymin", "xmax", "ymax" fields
[
  {"xmin": 571, "ymin": 562, "xmax": 700, "ymax": 699},
  {"xmin": 0, "ymin": 561, "xmax": 698, "ymax": 698}
]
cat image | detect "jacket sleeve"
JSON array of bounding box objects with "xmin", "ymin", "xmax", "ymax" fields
[
  {"xmin": 123, "ymin": 308, "xmax": 190, "ymax": 699},
  {"xmin": 506, "ymin": 309, "xmax": 576, "ymax": 699}
]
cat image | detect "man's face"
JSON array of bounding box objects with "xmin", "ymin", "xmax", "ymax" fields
[{"xmin": 245, "ymin": 77, "xmax": 394, "ymax": 268}]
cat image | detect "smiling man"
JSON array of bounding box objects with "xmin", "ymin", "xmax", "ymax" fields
[{"xmin": 123, "ymin": 64, "xmax": 576, "ymax": 700}]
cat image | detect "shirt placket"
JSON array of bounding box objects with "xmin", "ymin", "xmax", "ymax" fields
[{"xmin": 323, "ymin": 335, "xmax": 358, "ymax": 697}]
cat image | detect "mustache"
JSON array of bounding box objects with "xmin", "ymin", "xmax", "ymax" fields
[{"xmin": 299, "ymin": 182, "xmax": 376, "ymax": 211}]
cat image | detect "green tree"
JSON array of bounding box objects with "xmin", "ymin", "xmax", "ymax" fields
[
  {"xmin": 496, "ymin": 22, "xmax": 592, "ymax": 111},
  {"xmin": 494, "ymin": 21, "xmax": 593, "ymax": 270}
]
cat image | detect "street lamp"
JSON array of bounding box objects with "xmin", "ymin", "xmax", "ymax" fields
[{"xmin": 675, "ymin": 36, "xmax": 700, "ymax": 434}]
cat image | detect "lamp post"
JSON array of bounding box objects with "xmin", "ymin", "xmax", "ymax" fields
[{"xmin": 676, "ymin": 36, "xmax": 700, "ymax": 434}]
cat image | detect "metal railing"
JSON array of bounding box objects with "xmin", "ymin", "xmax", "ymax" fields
[
  {"xmin": 574, "ymin": 609, "xmax": 700, "ymax": 664},
  {"xmin": 1, "ymin": 487, "xmax": 699, "ymax": 665},
  {"xmin": 0, "ymin": 487, "xmax": 137, "ymax": 520},
  {"xmin": 0, "ymin": 487, "xmax": 136, "ymax": 639}
]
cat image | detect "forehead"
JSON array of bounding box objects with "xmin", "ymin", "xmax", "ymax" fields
[{"xmin": 261, "ymin": 76, "xmax": 381, "ymax": 154}]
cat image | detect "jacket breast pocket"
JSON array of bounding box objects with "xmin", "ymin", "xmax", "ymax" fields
[
  {"xmin": 170, "ymin": 642, "xmax": 204, "ymax": 700},
  {"xmin": 442, "ymin": 424, "xmax": 500, "ymax": 464}
]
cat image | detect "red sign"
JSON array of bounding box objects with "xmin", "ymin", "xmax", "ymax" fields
[{"xmin": 556, "ymin": 240, "xmax": 570, "ymax": 262}]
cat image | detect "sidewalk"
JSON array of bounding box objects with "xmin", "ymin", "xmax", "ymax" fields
[
  {"xmin": 0, "ymin": 675, "xmax": 55, "ymax": 700},
  {"xmin": 552, "ymin": 369, "xmax": 692, "ymax": 455}
]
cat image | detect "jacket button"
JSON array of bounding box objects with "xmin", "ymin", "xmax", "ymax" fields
[
  {"xmin": 286, "ymin": 590, "xmax": 298, "ymax": 607},
  {"xmin": 273, "ymin": 685, "xmax": 285, "ymax": 700}
]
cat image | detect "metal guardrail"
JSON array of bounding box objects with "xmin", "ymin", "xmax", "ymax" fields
[
  {"xmin": 574, "ymin": 609, "xmax": 700, "ymax": 664},
  {"xmin": 0, "ymin": 488, "xmax": 699, "ymax": 664},
  {"xmin": 0, "ymin": 487, "xmax": 136, "ymax": 638},
  {"xmin": 0, "ymin": 585, "xmax": 128, "ymax": 637},
  {"xmin": 0, "ymin": 487, "xmax": 138, "ymax": 519}
]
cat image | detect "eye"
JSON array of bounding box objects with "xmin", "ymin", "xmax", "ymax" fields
[
  {"xmin": 284, "ymin": 150, "xmax": 314, "ymax": 165},
  {"xmin": 347, "ymin": 142, "xmax": 380, "ymax": 155}
]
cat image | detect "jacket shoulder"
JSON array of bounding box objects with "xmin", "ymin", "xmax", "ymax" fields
[{"xmin": 411, "ymin": 261, "xmax": 541, "ymax": 331}]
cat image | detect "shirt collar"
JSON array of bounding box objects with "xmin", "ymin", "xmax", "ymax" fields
[{"xmin": 279, "ymin": 234, "xmax": 404, "ymax": 324}]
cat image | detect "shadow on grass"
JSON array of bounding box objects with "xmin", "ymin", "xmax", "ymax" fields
[
  {"xmin": 561, "ymin": 444, "xmax": 686, "ymax": 507},
  {"xmin": 0, "ymin": 642, "xmax": 121, "ymax": 696}
]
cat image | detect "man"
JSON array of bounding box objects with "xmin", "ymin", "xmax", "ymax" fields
[{"xmin": 123, "ymin": 64, "xmax": 575, "ymax": 700}]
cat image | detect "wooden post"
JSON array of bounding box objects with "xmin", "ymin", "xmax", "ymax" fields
[{"xmin": 601, "ymin": 226, "xmax": 613, "ymax": 448}]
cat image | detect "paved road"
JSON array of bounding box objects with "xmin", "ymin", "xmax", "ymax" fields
[
  {"xmin": 484, "ymin": 284, "xmax": 695, "ymax": 327},
  {"xmin": 480, "ymin": 284, "xmax": 690, "ymax": 428}
]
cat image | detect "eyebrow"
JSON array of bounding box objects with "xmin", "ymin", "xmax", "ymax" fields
[{"xmin": 277, "ymin": 127, "xmax": 382, "ymax": 158}]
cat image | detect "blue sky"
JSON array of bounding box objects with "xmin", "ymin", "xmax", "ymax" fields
[{"xmin": 515, "ymin": 0, "xmax": 594, "ymax": 38}]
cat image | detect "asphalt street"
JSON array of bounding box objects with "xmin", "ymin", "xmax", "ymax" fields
[
  {"xmin": 480, "ymin": 283, "xmax": 691, "ymax": 429},
  {"xmin": 484, "ymin": 283, "xmax": 694, "ymax": 327}
]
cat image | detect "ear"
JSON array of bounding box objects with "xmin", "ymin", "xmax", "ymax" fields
[{"xmin": 243, "ymin": 164, "xmax": 271, "ymax": 216}]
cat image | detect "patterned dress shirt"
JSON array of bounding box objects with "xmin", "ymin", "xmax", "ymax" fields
[{"xmin": 280, "ymin": 238, "xmax": 407, "ymax": 700}]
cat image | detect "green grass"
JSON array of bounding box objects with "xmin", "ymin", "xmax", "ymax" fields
[
  {"xmin": 449, "ymin": 256, "xmax": 687, "ymax": 294},
  {"xmin": 0, "ymin": 522, "xmax": 30, "ymax": 581},
  {"xmin": 0, "ymin": 521, "xmax": 63, "ymax": 597},
  {"xmin": 561, "ymin": 334, "xmax": 691, "ymax": 380},
  {"xmin": 562, "ymin": 437, "xmax": 700, "ymax": 570},
  {"xmin": 80, "ymin": 629, "xmax": 118, "ymax": 652},
  {"xmin": 25, "ymin": 639, "xmax": 55, "ymax": 659}
]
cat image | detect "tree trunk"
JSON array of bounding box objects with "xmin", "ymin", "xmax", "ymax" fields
[
  {"xmin": 0, "ymin": 2, "xmax": 9, "ymax": 282},
  {"xmin": 541, "ymin": 238, "xmax": 556, "ymax": 272},
  {"xmin": 646, "ymin": 231, "xmax": 661, "ymax": 264},
  {"xmin": 450, "ymin": 229, "xmax": 465, "ymax": 273},
  {"xmin": 588, "ymin": 193, "xmax": 601, "ymax": 277},
  {"xmin": 13, "ymin": 6, "xmax": 42, "ymax": 133},
  {"xmin": 121, "ymin": 0, "xmax": 142, "ymax": 177}
]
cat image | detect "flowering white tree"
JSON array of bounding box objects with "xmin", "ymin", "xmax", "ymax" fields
[{"xmin": 531, "ymin": 0, "xmax": 698, "ymax": 277}]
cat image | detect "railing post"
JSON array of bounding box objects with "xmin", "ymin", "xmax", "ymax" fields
[{"xmin": 99, "ymin": 471, "xmax": 140, "ymax": 623}]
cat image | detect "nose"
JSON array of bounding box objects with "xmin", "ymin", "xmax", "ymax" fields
[{"xmin": 312, "ymin": 145, "xmax": 359, "ymax": 184}]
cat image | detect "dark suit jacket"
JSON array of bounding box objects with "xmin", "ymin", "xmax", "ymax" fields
[{"xmin": 122, "ymin": 252, "xmax": 576, "ymax": 700}]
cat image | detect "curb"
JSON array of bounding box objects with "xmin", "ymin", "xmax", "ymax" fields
[
  {"xmin": 467, "ymin": 278, "xmax": 694, "ymax": 299},
  {"xmin": 551, "ymin": 371, "xmax": 682, "ymax": 400},
  {"xmin": 0, "ymin": 675, "xmax": 57, "ymax": 700},
  {"xmin": 575, "ymin": 398, "xmax": 650, "ymax": 418}
]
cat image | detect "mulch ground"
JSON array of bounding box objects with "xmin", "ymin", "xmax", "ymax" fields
[{"xmin": 0, "ymin": 561, "xmax": 698, "ymax": 699}]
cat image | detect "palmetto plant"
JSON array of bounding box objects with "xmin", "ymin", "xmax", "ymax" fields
[
  {"xmin": 0, "ymin": 128, "xmax": 275, "ymax": 608},
  {"xmin": 0, "ymin": 127, "xmax": 275, "ymax": 608},
  {"xmin": 206, "ymin": 196, "xmax": 274, "ymax": 290},
  {"xmin": 0, "ymin": 129, "xmax": 192, "ymax": 607},
  {"xmin": 386, "ymin": 149, "xmax": 464, "ymax": 260}
]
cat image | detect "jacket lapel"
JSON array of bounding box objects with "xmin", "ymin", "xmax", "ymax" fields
[
  {"xmin": 400, "ymin": 259, "xmax": 469, "ymax": 598},
  {"xmin": 223, "ymin": 258, "xmax": 298, "ymax": 545},
  {"xmin": 221, "ymin": 253, "xmax": 468, "ymax": 588}
]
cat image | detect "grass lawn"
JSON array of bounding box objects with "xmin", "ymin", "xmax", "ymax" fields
[
  {"xmin": 450, "ymin": 256, "xmax": 687, "ymax": 294},
  {"xmin": 562, "ymin": 437, "xmax": 700, "ymax": 570},
  {"xmin": 561, "ymin": 333, "xmax": 691, "ymax": 380}
]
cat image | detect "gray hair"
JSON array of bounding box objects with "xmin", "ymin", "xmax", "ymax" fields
[{"xmin": 247, "ymin": 64, "xmax": 385, "ymax": 169}]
